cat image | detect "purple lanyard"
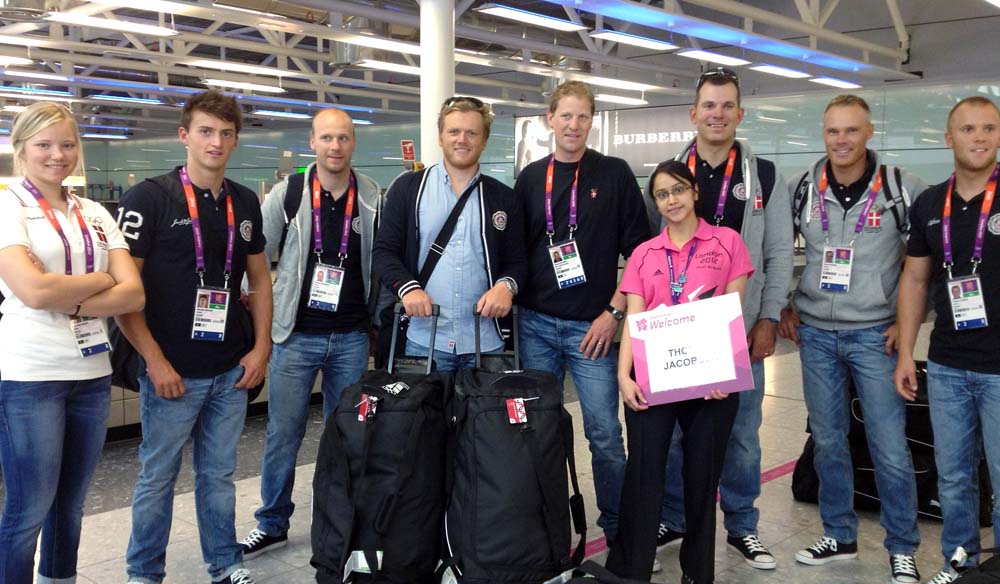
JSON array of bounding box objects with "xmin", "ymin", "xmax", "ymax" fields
[
  {"xmin": 311, "ymin": 169, "xmax": 357, "ymax": 267},
  {"xmin": 23, "ymin": 178, "xmax": 94, "ymax": 275},
  {"xmin": 544, "ymin": 155, "xmax": 580, "ymax": 245},
  {"xmin": 180, "ymin": 167, "xmax": 235, "ymax": 287},
  {"xmin": 942, "ymin": 163, "xmax": 999, "ymax": 277},
  {"xmin": 687, "ymin": 143, "xmax": 737, "ymax": 226},
  {"xmin": 666, "ymin": 242, "xmax": 698, "ymax": 306},
  {"xmin": 816, "ymin": 165, "xmax": 885, "ymax": 246}
]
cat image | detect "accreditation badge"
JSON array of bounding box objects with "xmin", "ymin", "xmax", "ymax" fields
[
  {"xmin": 191, "ymin": 287, "xmax": 230, "ymax": 341},
  {"xmin": 308, "ymin": 263, "xmax": 345, "ymax": 312},
  {"xmin": 70, "ymin": 316, "xmax": 111, "ymax": 358},
  {"xmin": 949, "ymin": 275, "xmax": 989, "ymax": 330},
  {"xmin": 549, "ymin": 240, "xmax": 587, "ymax": 289},
  {"xmin": 820, "ymin": 245, "xmax": 853, "ymax": 292}
]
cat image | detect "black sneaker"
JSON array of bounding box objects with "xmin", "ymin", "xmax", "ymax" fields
[
  {"xmin": 890, "ymin": 554, "xmax": 920, "ymax": 584},
  {"xmin": 240, "ymin": 528, "xmax": 288, "ymax": 559},
  {"xmin": 794, "ymin": 536, "xmax": 858, "ymax": 565},
  {"xmin": 218, "ymin": 568, "xmax": 255, "ymax": 584},
  {"xmin": 727, "ymin": 534, "xmax": 776, "ymax": 570},
  {"xmin": 656, "ymin": 523, "xmax": 684, "ymax": 550}
]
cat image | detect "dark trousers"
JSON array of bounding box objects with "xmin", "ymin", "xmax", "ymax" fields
[{"xmin": 606, "ymin": 393, "xmax": 739, "ymax": 584}]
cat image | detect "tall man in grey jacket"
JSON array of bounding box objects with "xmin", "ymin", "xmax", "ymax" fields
[
  {"xmin": 652, "ymin": 67, "xmax": 793, "ymax": 572},
  {"xmin": 240, "ymin": 107, "xmax": 383, "ymax": 558},
  {"xmin": 778, "ymin": 95, "xmax": 926, "ymax": 584}
]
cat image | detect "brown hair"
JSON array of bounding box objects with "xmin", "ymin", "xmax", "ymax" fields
[
  {"xmin": 825, "ymin": 94, "xmax": 871, "ymax": 114},
  {"xmin": 437, "ymin": 97, "xmax": 493, "ymax": 139},
  {"xmin": 180, "ymin": 89, "xmax": 242, "ymax": 135},
  {"xmin": 548, "ymin": 81, "xmax": 595, "ymax": 116},
  {"xmin": 947, "ymin": 96, "xmax": 1000, "ymax": 129},
  {"xmin": 695, "ymin": 68, "xmax": 741, "ymax": 106}
]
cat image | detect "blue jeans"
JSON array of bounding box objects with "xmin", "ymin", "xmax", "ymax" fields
[
  {"xmin": 660, "ymin": 359, "xmax": 764, "ymax": 537},
  {"xmin": 404, "ymin": 339, "xmax": 500, "ymax": 375},
  {"xmin": 126, "ymin": 365, "xmax": 247, "ymax": 584},
  {"xmin": 254, "ymin": 330, "xmax": 369, "ymax": 536},
  {"xmin": 797, "ymin": 323, "xmax": 920, "ymax": 554},
  {"xmin": 0, "ymin": 376, "xmax": 110, "ymax": 584},
  {"xmin": 518, "ymin": 307, "xmax": 625, "ymax": 537},
  {"xmin": 927, "ymin": 360, "xmax": 1000, "ymax": 568}
]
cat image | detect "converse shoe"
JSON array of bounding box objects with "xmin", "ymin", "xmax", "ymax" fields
[
  {"xmin": 219, "ymin": 568, "xmax": 256, "ymax": 584},
  {"xmin": 727, "ymin": 534, "xmax": 776, "ymax": 570},
  {"xmin": 794, "ymin": 536, "xmax": 858, "ymax": 565},
  {"xmin": 240, "ymin": 528, "xmax": 288, "ymax": 559},
  {"xmin": 924, "ymin": 569, "xmax": 959, "ymax": 584},
  {"xmin": 890, "ymin": 554, "xmax": 920, "ymax": 584},
  {"xmin": 657, "ymin": 523, "xmax": 684, "ymax": 550}
]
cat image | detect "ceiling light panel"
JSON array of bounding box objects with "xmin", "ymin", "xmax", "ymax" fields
[
  {"xmin": 203, "ymin": 79, "xmax": 286, "ymax": 93},
  {"xmin": 186, "ymin": 60, "xmax": 306, "ymax": 79},
  {"xmin": 809, "ymin": 76, "xmax": 862, "ymax": 89},
  {"xmin": 357, "ymin": 59, "xmax": 421, "ymax": 76},
  {"xmin": 474, "ymin": 4, "xmax": 588, "ymax": 32},
  {"xmin": 589, "ymin": 29, "xmax": 678, "ymax": 51},
  {"xmin": 749, "ymin": 64, "xmax": 811, "ymax": 79},
  {"xmin": 594, "ymin": 93, "xmax": 648, "ymax": 105},
  {"xmin": 45, "ymin": 12, "xmax": 179, "ymax": 37},
  {"xmin": 677, "ymin": 50, "xmax": 751, "ymax": 67}
]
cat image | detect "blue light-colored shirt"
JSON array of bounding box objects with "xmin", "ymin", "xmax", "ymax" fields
[{"xmin": 408, "ymin": 164, "xmax": 504, "ymax": 354}]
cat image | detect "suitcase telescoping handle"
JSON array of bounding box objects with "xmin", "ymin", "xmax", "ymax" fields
[
  {"xmin": 388, "ymin": 302, "xmax": 439, "ymax": 376},
  {"xmin": 473, "ymin": 304, "xmax": 520, "ymax": 370}
]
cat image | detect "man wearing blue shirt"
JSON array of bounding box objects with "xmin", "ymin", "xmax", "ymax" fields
[{"xmin": 372, "ymin": 97, "xmax": 525, "ymax": 372}]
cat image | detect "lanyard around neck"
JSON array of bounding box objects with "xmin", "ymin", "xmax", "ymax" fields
[
  {"xmin": 311, "ymin": 169, "xmax": 356, "ymax": 267},
  {"xmin": 545, "ymin": 155, "xmax": 580, "ymax": 246},
  {"xmin": 180, "ymin": 166, "xmax": 234, "ymax": 287},
  {"xmin": 943, "ymin": 163, "xmax": 999, "ymax": 278},
  {"xmin": 816, "ymin": 164, "xmax": 884, "ymax": 247},
  {"xmin": 687, "ymin": 143, "xmax": 737, "ymax": 226},
  {"xmin": 666, "ymin": 242, "xmax": 698, "ymax": 306},
  {"xmin": 23, "ymin": 178, "xmax": 94, "ymax": 275}
]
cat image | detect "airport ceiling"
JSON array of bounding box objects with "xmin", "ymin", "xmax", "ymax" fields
[{"xmin": 0, "ymin": 0, "xmax": 994, "ymax": 138}]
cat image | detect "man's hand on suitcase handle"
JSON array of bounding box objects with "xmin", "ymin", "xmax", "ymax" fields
[
  {"xmin": 476, "ymin": 283, "xmax": 513, "ymax": 319},
  {"xmin": 402, "ymin": 289, "xmax": 434, "ymax": 317}
]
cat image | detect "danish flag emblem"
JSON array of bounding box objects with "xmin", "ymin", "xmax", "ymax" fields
[{"xmin": 867, "ymin": 210, "xmax": 881, "ymax": 227}]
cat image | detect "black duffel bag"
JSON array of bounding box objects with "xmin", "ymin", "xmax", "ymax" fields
[
  {"xmin": 311, "ymin": 304, "xmax": 450, "ymax": 583},
  {"xmin": 439, "ymin": 307, "xmax": 586, "ymax": 583},
  {"xmin": 565, "ymin": 560, "xmax": 651, "ymax": 583}
]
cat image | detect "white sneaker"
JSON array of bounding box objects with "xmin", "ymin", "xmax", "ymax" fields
[
  {"xmin": 924, "ymin": 569, "xmax": 959, "ymax": 584},
  {"xmin": 651, "ymin": 557, "xmax": 662, "ymax": 573}
]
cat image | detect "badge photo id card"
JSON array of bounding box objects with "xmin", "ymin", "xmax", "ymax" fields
[
  {"xmin": 192, "ymin": 287, "xmax": 230, "ymax": 341},
  {"xmin": 308, "ymin": 263, "xmax": 345, "ymax": 312},
  {"xmin": 549, "ymin": 240, "xmax": 587, "ymax": 289},
  {"xmin": 820, "ymin": 246, "xmax": 853, "ymax": 292},
  {"xmin": 70, "ymin": 316, "xmax": 111, "ymax": 358},
  {"xmin": 949, "ymin": 275, "xmax": 988, "ymax": 330}
]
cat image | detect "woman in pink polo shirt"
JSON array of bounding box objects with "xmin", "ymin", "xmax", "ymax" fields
[{"xmin": 606, "ymin": 160, "xmax": 753, "ymax": 584}]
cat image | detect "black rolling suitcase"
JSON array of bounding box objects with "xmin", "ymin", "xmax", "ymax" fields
[
  {"xmin": 439, "ymin": 307, "xmax": 587, "ymax": 583},
  {"xmin": 565, "ymin": 561, "xmax": 651, "ymax": 583},
  {"xmin": 311, "ymin": 304, "xmax": 451, "ymax": 583}
]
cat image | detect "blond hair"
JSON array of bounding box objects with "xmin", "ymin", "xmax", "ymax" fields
[
  {"xmin": 549, "ymin": 81, "xmax": 595, "ymax": 115},
  {"xmin": 11, "ymin": 102, "xmax": 85, "ymax": 179}
]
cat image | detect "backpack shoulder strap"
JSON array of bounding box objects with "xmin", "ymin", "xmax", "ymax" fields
[
  {"xmin": 278, "ymin": 172, "xmax": 306, "ymax": 253},
  {"xmin": 757, "ymin": 157, "xmax": 776, "ymax": 206},
  {"xmin": 792, "ymin": 172, "xmax": 811, "ymax": 235},
  {"xmin": 880, "ymin": 164, "xmax": 908, "ymax": 235}
]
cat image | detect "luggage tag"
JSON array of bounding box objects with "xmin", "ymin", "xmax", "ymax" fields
[
  {"xmin": 506, "ymin": 396, "xmax": 539, "ymax": 424},
  {"xmin": 357, "ymin": 393, "xmax": 379, "ymax": 423},
  {"xmin": 343, "ymin": 550, "xmax": 382, "ymax": 580},
  {"xmin": 549, "ymin": 240, "xmax": 587, "ymax": 289},
  {"xmin": 307, "ymin": 263, "xmax": 344, "ymax": 312},
  {"xmin": 70, "ymin": 316, "xmax": 111, "ymax": 358},
  {"xmin": 819, "ymin": 246, "xmax": 853, "ymax": 292},
  {"xmin": 191, "ymin": 287, "xmax": 229, "ymax": 342},
  {"xmin": 949, "ymin": 275, "xmax": 989, "ymax": 330}
]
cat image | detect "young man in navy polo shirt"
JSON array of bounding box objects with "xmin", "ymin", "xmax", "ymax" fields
[
  {"xmin": 116, "ymin": 90, "xmax": 272, "ymax": 584},
  {"xmin": 896, "ymin": 96, "xmax": 1000, "ymax": 584}
]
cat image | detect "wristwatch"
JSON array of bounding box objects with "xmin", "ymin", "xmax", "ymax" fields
[
  {"xmin": 499, "ymin": 277, "xmax": 518, "ymax": 297},
  {"xmin": 606, "ymin": 305, "xmax": 625, "ymax": 321}
]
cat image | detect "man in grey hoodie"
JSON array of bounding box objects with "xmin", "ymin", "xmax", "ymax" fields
[
  {"xmin": 778, "ymin": 94, "xmax": 926, "ymax": 584},
  {"xmin": 651, "ymin": 67, "xmax": 793, "ymax": 575},
  {"xmin": 240, "ymin": 107, "xmax": 383, "ymax": 558}
]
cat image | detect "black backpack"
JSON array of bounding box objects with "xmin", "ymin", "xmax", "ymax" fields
[
  {"xmin": 792, "ymin": 164, "xmax": 909, "ymax": 236},
  {"xmin": 565, "ymin": 561, "xmax": 651, "ymax": 583},
  {"xmin": 311, "ymin": 304, "xmax": 450, "ymax": 583},
  {"xmin": 439, "ymin": 309, "xmax": 587, "ymax": 583},
  {"xmin": 953, "ymin": 549, "xmax": 1000, "ymax": 582}
]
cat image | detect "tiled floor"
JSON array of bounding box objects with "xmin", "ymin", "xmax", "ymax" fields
[{"xmin": 13, "ymin": 326, "xmax": 996, "ymax": 583}]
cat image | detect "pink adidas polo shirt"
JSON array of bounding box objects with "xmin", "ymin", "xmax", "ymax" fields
[{"xmin": 621, "ymin": 217, "xmax": 754, "ymax": 309}]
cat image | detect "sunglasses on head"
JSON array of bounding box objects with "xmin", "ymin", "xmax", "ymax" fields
[
  {"xmin": 442, "ymin": 96, "xmax": 485, "ymax": 108},
  {"xmin": 696, "ymin": 67, "xmax": 740, "ymax": 90}
]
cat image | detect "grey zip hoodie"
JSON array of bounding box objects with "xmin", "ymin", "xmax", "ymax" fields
[
  {"xmin": 261, "ymin": 162, "xmax": 383, "ymax": 344},
  {"xmin": 667, "ymin": 138, "xmax": 794, "ymax": 331},
  {"xmin": 790, "ymin": 150, "xmax": 928, "ymax": 330}
]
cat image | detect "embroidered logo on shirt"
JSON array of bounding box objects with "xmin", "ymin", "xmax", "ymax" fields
[
  {"xmin": 91, "ymin": 222, "xmax": 109, "ymax": 249},
  {"xmin": 810, "ymin": 199, "xmax": 821, "ymax": 220},
  {"xmin": 653, "ymin": 268, "xmax": 664, "ymax": 276},
  {"xmin": 171, "ymin": 218, "xmax": 193, "ymax": 228},
  {"xmin": 352, "ymin": 216, "xmax": 362, "ymax": 234},
  {"xmin": 753, "ymin": 193, "xmax": 763, "ymax": 211},
  {"xmin": 867, "ymin": 210, "xmax": 882, "ymax": 228},
  {"xmin": 989, "ymin": 214, "xmax": 1000, "ymax": 236},
  {"xmin": 240, "ymin": 220, "xmax": 253, "ymax": 242},
  {"xmin": 492, "ymin": 211, "xmax": 508, "ymax": 231},
  {"xmin": 732, "ymin": 182, "xmax": 747, "ymax": 201}
]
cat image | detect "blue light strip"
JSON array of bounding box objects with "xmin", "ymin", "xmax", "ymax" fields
[
  {"xmin": 0, "ymin": 86, "xmax": 73, "ymax": 96},
  {"xmin": 533, "ymin": 0, "xmax": 872, "ymax": 73},
  {"xmin": 91, "ymin": 94, "xmax": 164, "ymax": 105}
]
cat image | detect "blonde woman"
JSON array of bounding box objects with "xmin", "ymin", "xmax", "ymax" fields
[{"xmin": 0, "ymin": 102, "xmax": 143, "ymax": 584}]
